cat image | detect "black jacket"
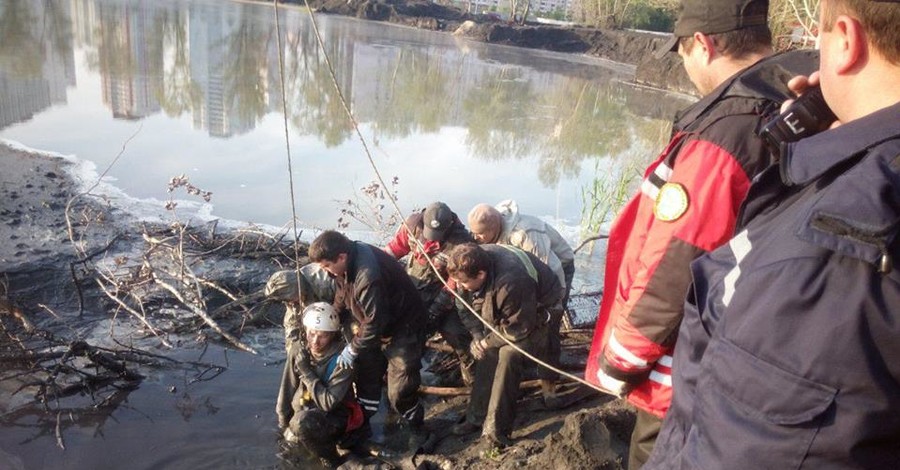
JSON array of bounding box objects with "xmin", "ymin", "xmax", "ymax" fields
[
  {"xmin": 459, "ymin": 244, "xmax": 564, "ymax": 348},
  {"xmin": 335, "ymin": 242, "xmax": 425, "ymax": 352}
]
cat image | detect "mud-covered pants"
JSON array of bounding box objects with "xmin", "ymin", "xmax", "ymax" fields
[
  {"xmin": 465, "ymin": 327, "xmax": 545, "ymax": 439},
  {"xmin": 419, "ymin": 284, "xmax": 475, "ymax": 383},
  {"xmin": 355, "ymin": 324, "xmax": 425, "ymax": 425}
]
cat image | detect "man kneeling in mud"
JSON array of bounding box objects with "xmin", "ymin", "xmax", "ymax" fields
[
  {"xmin": 276, "ymin": 302, "xmax": 364, "ymax": 467},
  {"xmin": 447, "ymin": 243, "xmax": 563, "ymax": 449}
]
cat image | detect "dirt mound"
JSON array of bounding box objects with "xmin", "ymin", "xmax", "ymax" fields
[{"xmin": 524, "ymin": 399, "xmax": 634, "ymax": 469}]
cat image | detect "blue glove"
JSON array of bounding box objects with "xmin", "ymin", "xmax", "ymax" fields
[{"xmin": 335, "ymin": 344, "xmax": 358, "ymax": 371}]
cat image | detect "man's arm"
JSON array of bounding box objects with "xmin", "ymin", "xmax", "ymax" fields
[
  {"xmin": 384, "ymin": 213, "xmax": 419, "ymax": 259},
  {"xmin": 349, "ymin": 279, "xmax": 389, "ymax": 352},
  {"xmin": 599, "ymin": 139, "xmax": 754, "ymax": 388},
  {"xmin": 482, "ymin": 280, "xmax": 539, "ymax": 348}
]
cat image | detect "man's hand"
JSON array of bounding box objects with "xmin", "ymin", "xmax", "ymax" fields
[
  {"xmin": 595, "ymin": 368, "xmax": 632, "ymax": 398},
  {"xmin": 295, "ymin": 348, "xmax": 315, "ymax": 379},
  {"xmin": 782, "ymin": 71, "xmax": 821, "ymax": 112},
  {"xmin": 335, "ymin": 343, "xmax": 357, "ymax": 371},
  {"xmin": 469, "ymin": 338, "xmax": 488, "ymax": 361}
]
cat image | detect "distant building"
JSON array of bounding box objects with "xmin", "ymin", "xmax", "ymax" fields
[{"xmin": 460, "ymin": 0, "xmax": 572, "ymax": 17}]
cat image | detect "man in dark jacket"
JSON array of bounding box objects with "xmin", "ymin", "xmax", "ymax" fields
[
  {"xmin": 584, "ymin": 0, "xmax": 818, "ymax": 465},
  {"xmin": 276, "ymin": 303, "xmax": 364, "ymax": 467},
  {"xmin": 646, "ymin": 0, "xmax": 900, "ymax": 467},
  {"xmin": 447, "ymin": 243, "xmax": 563, "ymax": 449},
  {"xmin": 309, "ymin": 230, "xmax": 426, "ymax": 430},
  {"xmin": 384, "ymin": 202, "xmax": 475, "ymax": 385}
]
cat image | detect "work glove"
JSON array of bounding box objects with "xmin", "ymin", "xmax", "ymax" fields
[
  {"xmin": 335, "ymin": 343, "xmax": 358, "ymax": 371},
  {"xmin": 595, "ymin": 368, "xmax": 632, "ymax": 398},
  {"xmin": 295, "ymin": 349, "xmax": 315, "ymax": 380},
  {"xmin": 469, "ymin": 338, "xmax": 488, "ymax": 361}
]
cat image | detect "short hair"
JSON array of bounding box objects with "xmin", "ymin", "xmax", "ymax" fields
[
  {"xmin": 821, "ymin": 0, "xmax": 900, "ymax": 64},
  {"xmin": 680, "ymin": 25, "xmax": 773, "ymax": 59},
  {"xmin": 309, "ymin": 230, "xmax": 352, "ymax": 262},
  {"xmin": 447, "ymin": 243, "xmax": 490, "ymax": 279}
]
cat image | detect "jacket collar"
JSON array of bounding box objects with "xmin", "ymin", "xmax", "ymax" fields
[
  {"xmin": 674, "ymin": 50, "xmax": 818, "ymax": 131},
  {"xmin": 782, "ymin": 102, "xmax": 900, "ymax": 186}
]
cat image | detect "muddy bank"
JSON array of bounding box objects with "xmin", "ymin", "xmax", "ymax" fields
[
  {"xmin": 0, "ymin": 143, "xmax": 635, "ymax": 468},
  {"xmin": 286, "ymin": 0, "xmax": 695, "ymax": 95}
]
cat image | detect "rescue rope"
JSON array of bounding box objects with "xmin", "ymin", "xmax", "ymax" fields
[
  {"xmin": 271, "ymin": 1, "xmax": 307, "ymax": 306},
  {"xmin": 270, "ymin": 0, "xmax": 609, "ymax": 397}
]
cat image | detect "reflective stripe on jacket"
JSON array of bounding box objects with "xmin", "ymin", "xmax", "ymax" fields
[{"xmin": 585, "ymin": 50, "xmax": 819, "ymax": 417}]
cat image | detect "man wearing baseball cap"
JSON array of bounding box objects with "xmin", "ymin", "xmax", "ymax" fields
[
  {"xmin": 384, "ymin": 202, "xmax": 476, "ymax": 386},
  {"xmin": 584, "ymin": 0, "xmax": 818, "ymax": 466}
]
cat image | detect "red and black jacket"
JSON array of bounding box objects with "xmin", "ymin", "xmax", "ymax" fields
[{"xmin": 585, "ymin": 50, "xmax": 819, "ymax": 417}]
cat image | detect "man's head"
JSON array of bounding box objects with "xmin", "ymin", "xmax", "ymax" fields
[
  {"xmin": 301, "ymin": 302, "xmax": 341, "ymax": 358},
  {"xmin": 657, "ymin": 0, "xmax": 773, "ymax": 95},
  {"xmin": 447, "ymin": 243, "xmax": 490, "ymax": 292},
  {"xmin": 309, "ymin": 230, "xmax": 352, "ymax": 277},
  {"xmin": 817, "ymin": 0, "xmax": 900, "ymax": 122},
  {"xmin": 467, "ymin": 204, "xmax": 502, "ymax": 244},
  {"xmin": 422, "ymin": 202, "xmax": 455, "ymax": 242}
]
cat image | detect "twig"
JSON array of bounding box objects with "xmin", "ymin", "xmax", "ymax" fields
[
  {"xmin": 151, "ymin": 275, "xmax": 257, "ymax": 355},
  {"xmin": 573, "ymin": 233, "xmax": 609, "ymax": 254},
  {"xmin": 55, "ymin": 411, "xmax": 65, "ymax": 450},
  {"xmin": 94, "ymin": 278, "xmax": 174, "ymax": 349}
]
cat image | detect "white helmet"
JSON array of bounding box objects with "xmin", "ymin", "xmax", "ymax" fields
[{"xmin": 301, "ymin": 302, "xmax": 340, "ymax": 332}]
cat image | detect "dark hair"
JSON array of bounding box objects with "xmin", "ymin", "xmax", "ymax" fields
[
  {"xmin": 680, "ymin": 25, "xmax": 772, "ymax": 59},
  {"xmin": 823, "ymin": 0, "xmax": 900, "ymax": 64},
  {"xmin": 309, "ymin": 230, "xmax": 352, "ymax": 262},
  {"xmin": 446, "ymin": 243, "xmax": 490, "ymax": 279}
]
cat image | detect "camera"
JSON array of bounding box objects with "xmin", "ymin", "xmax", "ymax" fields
[{"xmin": 758, "ymin": 86, "xmax": 837, "ymax": 155}]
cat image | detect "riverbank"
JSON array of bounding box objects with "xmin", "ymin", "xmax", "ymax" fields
[
  {"xmin": 283, "ymin": 0, "xmax": 697, "ymax": 96},
  {"xmin": 0, "ymin": 141, "xmax": 632, "ymax": 468}
]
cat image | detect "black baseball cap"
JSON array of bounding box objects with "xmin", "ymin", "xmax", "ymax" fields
[
  {"xmin": 654, "ymin": 0, "xmax": 769, "ymax": 59},
  {"xmin": 423, "ymin": 202, "xmax": 454, "ymax": 241}
]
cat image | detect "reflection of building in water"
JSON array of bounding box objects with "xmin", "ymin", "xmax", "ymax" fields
[
  {"xmin": 95, "ymin": 1, "xmax": 162, "ymax": 120},
  {"xmin": 189, "ymin": 2, "xmax": 254, "ymax": 138},
  {"xmin": 0, "ymin": 0, "xmax": 76, "ymax": 130}
]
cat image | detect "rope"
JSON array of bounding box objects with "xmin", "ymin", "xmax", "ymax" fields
[
  {"xmin": 271, "ymin": 1, "xmax": 307, "ymax": 306},
  {"xmin": 272, "ymin": 0, "xmax": 609, "ymax": 397}
]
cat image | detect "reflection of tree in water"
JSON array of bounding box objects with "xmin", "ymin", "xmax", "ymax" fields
[
  {"xmin": 0, "ymin": 0, "xmax": 47, "ymax": 78},
  {"xmin": 156, "ymin": 9, "xmax": 202, "ymax": 118},
  {"xmin": 222, "ymin": 5, "xmax": 271, "ymax": 129},
  {"xmin": 284, "ymin": 25, "xmax": 352, "ymax": 147},
  {"xmin": 462, "ymin": 71, "xmax": 632, "ymax": 187},
  {"xmin": 462, "ymin": 67, "xmax": 539, "ymax": 162},
  {"xmin": 535, "ymin": 79, "xmax": 629, "ymax": 186},
  {"xmin": 370, "ymin": 49, "xmax": 455, "ymax": 139}
]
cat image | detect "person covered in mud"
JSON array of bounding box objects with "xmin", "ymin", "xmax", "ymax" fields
[
  {"xmin": 309, "ymin": 230, "xmax": 427, "ymax": 437},
  {"xmin": 384, "ymin": 201, "xmax": 476, "ymax": 386},
  {"xmin": 447, "ymin": 243, "xmax": 563, "ymax": 449},
  {"xmin": 276, "ymin": 302, "xmax": 364, "ymax": 467},
  {"xmin": 264, "ymin": 265, "xmax": 336, "ymax": 351},
  {"xmin": 645, "ymin": 0, "xmax": 900, "ymax": 466},
  {"xmin": 467, "ymin": 200, "xmax": 574, "ymax": 404},
  {"xmin": 583, "ymin": 0, "xmax": 819, "ymax": 466}
]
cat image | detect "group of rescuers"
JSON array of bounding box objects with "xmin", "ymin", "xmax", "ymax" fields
[{"xmin": 268, "ymin": 0, "xmax": 900, "ymax": 466}]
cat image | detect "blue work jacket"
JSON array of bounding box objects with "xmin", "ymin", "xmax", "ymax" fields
[{"xmin": 647, "ymin": 102, "xmax": 900, "ymax": 469}]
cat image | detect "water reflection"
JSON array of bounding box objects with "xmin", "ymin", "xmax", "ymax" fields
[{"xmin": 0, "ymin": 0, "xmax": 688, "ymax": 228}]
